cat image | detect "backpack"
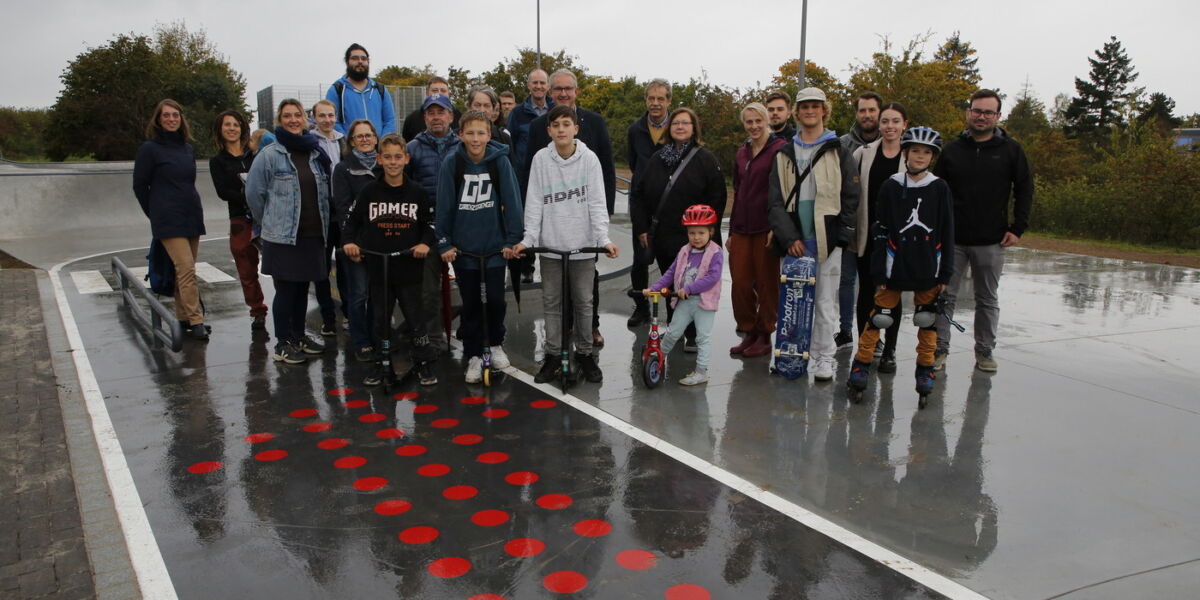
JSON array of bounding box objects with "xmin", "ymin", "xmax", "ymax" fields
[
  {"xmin": 146, "ymin": 239, "xmax": 175, "ymax": 296},
  {"xmin": 332, "ymin": 80, "xmax": 386, "ymax": 126}
]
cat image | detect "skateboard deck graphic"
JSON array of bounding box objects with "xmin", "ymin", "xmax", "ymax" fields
[{"xmin": 771, "ymin": 254, "xmax": 818, "ymax": 379}]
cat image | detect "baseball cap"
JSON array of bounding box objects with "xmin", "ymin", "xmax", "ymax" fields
[
  {"xmin": 422, "ymin": 94, "xmax": 453, "ymax": 112},
  {"xmin": 795, "ymin": 87, "xmax": 827, "ymax": 103}
]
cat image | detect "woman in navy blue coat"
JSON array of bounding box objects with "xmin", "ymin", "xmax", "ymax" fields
[{"xmin": 133, "ymin": 99, "xmax": 209, "ymax": 340}]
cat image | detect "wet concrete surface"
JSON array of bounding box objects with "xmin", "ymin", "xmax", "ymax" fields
[{"xmin": 53, "ymin": 239, "xmax": 1200, "ymax": 599}]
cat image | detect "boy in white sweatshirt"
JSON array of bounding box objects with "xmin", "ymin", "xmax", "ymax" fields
[{"xmin": 513, "ymin": 104, "xmax": 619, "ymax": 384}]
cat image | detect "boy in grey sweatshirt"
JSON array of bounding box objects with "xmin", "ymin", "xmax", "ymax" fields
[{"xmin": 513, "ymin": 104, "xmax": 619, "ymax": 385}]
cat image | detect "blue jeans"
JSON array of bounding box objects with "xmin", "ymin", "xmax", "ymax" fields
[
  {"xmin": 661, "ymin": 296, "xmax": 716, "ymax": 371},
  {"xmin": 338, "ymin": 254, "xmax": 371, "ymax": 350},
  {"xmin": 838, "ymin": 246, "xmax": 857, "ymax": 334}
]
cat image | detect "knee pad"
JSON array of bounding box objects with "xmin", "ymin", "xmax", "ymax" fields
[
  {"xmin": 871, "ymin": 306, "xmax": 896, "ymax": 330},
  {"xmin": 913, "ymin": 303, "xmax": 938, "ymax": 329}
]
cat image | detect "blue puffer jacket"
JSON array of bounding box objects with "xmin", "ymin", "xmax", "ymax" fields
[
  {"xmin": 245, "ymin": 142, "xmax": 331, "ymax": 245},
  {"xmin": 506, "ymin": 96, "xmax": 553, "ymax": 180},
  {"xmin": 406, "ymin": 131, "xmax": 461, "ymax": 199},
  {"xmin": 132, "ymin": 132, "xmax": 205, "ymax": 239}
]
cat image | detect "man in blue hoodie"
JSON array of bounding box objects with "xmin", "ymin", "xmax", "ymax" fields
[{"xmin": 325, "ymin": 43, "xmax": 397, "ymax": 135}]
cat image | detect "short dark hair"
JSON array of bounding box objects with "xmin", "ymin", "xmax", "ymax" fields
[
  {"xmin": 427, "ymin": 77, "xmax": 449, "ymax": 92},
  {"xmin": 547, "ymin": 104, "xmax": 577, "ymax": 125},
  {"xmin": 879, "ymin": 102, "xmax": 908, "ymax": 122},
  {"xmin": 765, "ymin": 90, "xmax": 791, "ymax": 106},
  {"xmin": 499, "ymin": 91, "xmax": 516, "ymax": 100},
  {"xmin": 459, "ymin": 109, "xmax": 492, "ymax": 132},
  {"xmin": 344, "ymin": 43, "xmax": 368, "ymax": 63},
  {"xmin": 969, "ymin": 89, "xmax": 1002, "ymax": 112},
  {"xmin": 378, "ymin": 133, "xmax": 407, "ymax": 153},
  {"xmin": 857, "ymin": 92, "xmax": 884, "ymax": 110},
  {"xmin": 211, "ymin": 110, "xmax": 249, "ymax": 151}
]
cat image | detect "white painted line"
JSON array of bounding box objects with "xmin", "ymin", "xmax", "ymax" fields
[
  {"xmin": 70, "ymin": 270, "xmax": 113, "ymax": 294},
  {"xmin": 194, "ymin": 262, "xmax": 235, "ymax": 283},
  {"xmin": 499, "ymin": 364, "xmax": 991, "ymax": 600},
  {"xmin": 50, "ymin": 248, "xmax": 179, "ymax": 600}
]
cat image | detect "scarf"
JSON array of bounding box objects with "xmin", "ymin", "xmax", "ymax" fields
[
  {"xmin": 274, "ymin": 126, "xmax": 331, "ymax": 176},
  {"xmin": 660, "ymin": 141, "xmax": 693, "ymax": 170},
  {"xmin": 353, "ymin": 149, "xmax": 377, "ymax": 170}
]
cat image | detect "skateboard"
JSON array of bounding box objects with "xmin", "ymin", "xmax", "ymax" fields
[{"xmin": 770, "ymin": 253, "xmax": 818, "ymax": 379}]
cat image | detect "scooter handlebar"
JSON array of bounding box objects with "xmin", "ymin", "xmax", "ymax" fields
[
  {"xmin": 353, "ymin": 248, "xmax": 415, "ymax": 258},
  {"xmin": 522, "ymin": 246, "xmax": 610, "ymax": 257}
]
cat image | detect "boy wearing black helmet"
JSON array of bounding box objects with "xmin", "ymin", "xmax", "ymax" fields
[{"xmin": 848, "ymin": 126, "xmax": 955, "ymax": 399}]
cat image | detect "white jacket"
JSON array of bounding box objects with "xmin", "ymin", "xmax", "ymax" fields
[{"xmin": 521, "ymin": 139, "xmax": 611, "ymax": 260}]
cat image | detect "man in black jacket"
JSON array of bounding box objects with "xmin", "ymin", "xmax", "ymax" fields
[
  {"xmin": 766, "ymin": 90, "xmax": 796, "ymax": 141},
  {"xmin": 401, "ymin": 77, "xmax": 463, "ymax": 142},
  {"xmin": 932, "ymin": 89, "xmax": 1034, "ymax": 373},
  {"xmin": 625, "ymin": 78, "xmax": 671, "ymax": 326}
]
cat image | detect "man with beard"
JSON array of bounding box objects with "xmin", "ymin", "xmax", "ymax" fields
[
  {"xmin": 766, "ymin": 90, "xmax": 796, "ymax": 141},
  {"xmin": 834, "ymin": 92, "xmax": 883, "ymax": 348},
  {"xmin": 401, "ymin": 77, "xmax": 463, "ymax": 142},
  {"xmin": 325, "ymin": 43, "xmax": 397, "ymax": 135},
  {"xmin": 499, "ymin": 91, "xmax": 517, "ymax": 123}
]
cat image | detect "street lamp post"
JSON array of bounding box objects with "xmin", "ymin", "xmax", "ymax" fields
[{"xmin": 798, "ymin": 0, "xmax": 808, "ymax": 88}]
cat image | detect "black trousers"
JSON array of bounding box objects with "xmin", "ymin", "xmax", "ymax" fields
[
  {"xmin": 272, "ymin": 279, "xmax": 309, "ymax": 345},
  {"xmin": 370, "ymin": 270, "xmax": 432, "ymax": 364}
]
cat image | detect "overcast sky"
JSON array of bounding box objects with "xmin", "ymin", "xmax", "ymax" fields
[{"xmin": 5, "ymin": 0, "xmax": 1197, "ymax": 119}]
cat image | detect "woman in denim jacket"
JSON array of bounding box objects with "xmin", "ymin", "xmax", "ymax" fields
[{"xmin": 246, "ymin": 99, "xmax": 333, "ymax": 364}]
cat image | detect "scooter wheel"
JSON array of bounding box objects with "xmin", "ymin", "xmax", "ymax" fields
[
  {"xmin": 642, "ymin": 353, "xmax": 663, "ymax": 388},
  {"xmin": 482, "ymin": 368, "xmax": 491, "ymax": 387},
  {"xmin": 918, "ymin": 395, "xmax": 929, "ymax": 409}
]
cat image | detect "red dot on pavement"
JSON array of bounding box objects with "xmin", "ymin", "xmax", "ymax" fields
[
  {"xmin": 289, "ymin": 408, "xmax": 318, "ymax": 418},
  {"xmin": 535, "ymin": 494, "xmax": 573, "ymax": 509},
  {"xmin": 505, "ymin": 471, "xmax": 539, "ymax": 485},
  {"xmin": 334, "ymin": 456, "xmax": 367, "ymax": 469},
  {"xmin": 481, "ymin": 408, "xmax": 510, "ymax": 419},
  {"xmin": 471, "ymin": 510, "xmax": 510, "ymax": 527},
  {"xmin": 374, "ymin": 499, "xmax": 412, "ymax": 516},
  {"xmin": 327, "ymin": 388, "xmax": 353, "ymax": 397},
  {"xmin": 255, "ymin": 449, "xmax": 288, "ymax": 462},
  {"xmin": 573, "ymin": 519, "xmax": 613, "ymax": 538},
  {"xmin": 417, "ymin": 464, "xmax": 451, "ymax": 477},
  {"xmin": 615, "ymin": 549, "xmax": 658, "ymax": 570},
  {"xmin": 395, "ymin": 444, "xmax": 427, "ymax": 457},
  {"xmin": 317, "ymin": 438, "xmax": 350, "ymax": 450},
  {"xmin": 460, "ymin": 396, "xmax": 487, "ymax": 405},
  {"xmin": 302, "ymin": 422, "xmax": 332, "ymax": 433},
  {"xmin": 354, "ymin": 476, "xmax": 388, "ymax": 491},
  {"xmin": 665, "ymin": 584, "xmax": 712, "ymax": 600},
  {"xmin": 343, "ymin": 399, "xmax": 369, "ymax": 408},
  {"xmin": 442, "ymin": 485, "xmax": 479, "ymax": 500},
  {"xmin": 543, "ymin": 571, "xmax": 588, "ymax": 594},
  {"xmin": 243, "ymin": 433, "xmax": 275, "ymax": 444},
  {"xmin": 413, "ymin": 404, "xmax": 438, "ymax": 414},
  {"xmin": 398, "ymin": 526, "xmax": 439, "ymax": 544},
  {"xmin": 359, "ymin": 413, "xmax": 387, "ymax": 423},
  {"xmin": 376, "ymin": 428, "xmax": 405, "ymax": 439},
  {"xmin": 477, "ymin": 451, "xmax": 510, "ymax": 464},
  {"xmin": 393, "ymin": 392, "xmax": 419, "ymax": 401},
  {"xmin": 504, "ymin": 538, "xmax": 546, "ymax": 557},
  {"xmin": 187, "ymin": 461, "xmax": 222, "ymax": 474},
  {"xmin": 427, "ymin": 557, "xmax": 471, "ymax": 578},
  {"xmin": 430, "ymin": 418, "xmax": 459, "ymax": 428},
  {"xmin": 467, "ymin": 595, "xmax": 506, "ymax": 600},
  {"xmin": 453, "ymin": 434, "xmax": 484, "ymax": 445},
  {"xmin": 530, "ymin": 399, "xmax": 558, "ymax": 409}
]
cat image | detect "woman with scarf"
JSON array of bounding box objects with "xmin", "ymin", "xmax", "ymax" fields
[
  {"xmin": 246, "ymin": 99, "xmax": 334, "ymax": 364},
  {"xmin": 133, "ymin": 99, "xmax": 209, "ymax": 341},
  {"xmin": 630, "ymin": 107, "xmax": 726, "ymax": 348},
  {"xmin": 331, "ymin": 118, "xmax": 380, "ymax": 362}
]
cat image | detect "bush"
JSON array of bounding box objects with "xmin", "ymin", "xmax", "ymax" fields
[{"xmin": 0, "ymin": 107, "xmax": 50, "ymax": 160}]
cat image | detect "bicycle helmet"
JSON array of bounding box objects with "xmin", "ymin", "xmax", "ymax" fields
[
  {"xmin": 681, "ymin": 204, "xmax": 718, "ymax": 226},
  {"xmin": 900, "ymin": 126, "xmax": 943, "ymax": 153}
]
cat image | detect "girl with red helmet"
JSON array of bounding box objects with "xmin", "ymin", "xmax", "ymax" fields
[{"xmin": 643, "ymin": 204, "xmax": 724, "ymax": 385}]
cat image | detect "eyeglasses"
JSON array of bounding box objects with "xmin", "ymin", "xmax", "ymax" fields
[
  {"xmin": 348, "ymin": 55, "xmax": 369, "ymax": 62},
  {"xmin": 968, "ymin": 108, "xmax": 1000, "ymax": 117},
  {"xmin": 672, "ymin": 121, "xmax": 693, "ymax": 126},
  {"xmin": 352, "ymin": 133, "xmax": 376, "ymax": 140},
  {"xmin": 551, "ymin": 86, "xmax": 576, "ymax": 93}
]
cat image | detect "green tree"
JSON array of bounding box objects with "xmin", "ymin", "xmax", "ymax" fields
[
  {"xmin": 0, "ymin": 107, "xmax": 50, "ymax": 160},
  {"xmin": 768, "ymin": 60, "xmax": 851, "ymax": 132},
  {"xmin": 1064, "ymin": 36, "xmax": 1143, "ymax": 139},
  {"xmin": 375, "ymin": 64, "xmax": 438, "ymax": 87},
  {"xmin": 671, "ymin": 74, "xmax": 745, "ymax": 171},
  {"xmin": 1137, "ymin": 92, "xmax": 1181, "ymax": 134},
  {"xmin": 934, "ymin": 31, "xmax": 981, "ymax": 86},
  {"xmin": 1004, "ymin": 82, "xmax": 1051, "ymax": 142},
  {"xmin": 45, "ymin": 23, "xmax": 248, "ymax": 161},
  {"xmin": 478, "ymin": 49, "xmax": 588, "ymax": 102}
]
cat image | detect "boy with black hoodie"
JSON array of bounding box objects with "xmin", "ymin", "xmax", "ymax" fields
[
  {"xmin": 343, "ymin": 133, "xmax": 437, "ymax": 386},
  {"xmin": 848, "ymin": 127, "xmax": 954, "ymax": 398},
  {"xmin": 436, "ymin": 111, "xmax": 525, "ymax": 384}
]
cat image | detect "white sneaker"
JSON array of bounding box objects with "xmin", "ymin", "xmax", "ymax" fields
[
  {"xmin": 465, "ymin": 356, "xmax": 483, "ymax": 383},
  {"xmin": 812, "ymin": 357, "xmax": 836, "ymax": 381},
  {"xmin": 489, "ymin": 345, "xmax": 510, "ymax": 369},
  {"xmin": 678, "ymin": 371, "xmax": 709, "ymax": 386}
]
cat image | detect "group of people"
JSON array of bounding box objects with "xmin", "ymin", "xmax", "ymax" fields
[{"xmin": 132, "ymin": 42, "xmax": 1032, "ymax": 392}]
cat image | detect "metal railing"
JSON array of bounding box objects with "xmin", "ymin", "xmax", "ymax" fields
[{"xmin": 111, "ymin": 257, "xmax": 184, "ymax": 352}]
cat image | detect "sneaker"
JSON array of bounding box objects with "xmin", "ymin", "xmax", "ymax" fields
[
  {"xmin": 834, "ymin": 331, "xmax": 853, "ymax": 349},
  {"xmin": 847, "ymin": 359, "xmax": 872, "ymax": 391},
  {"xmin": 320, "ymin": 320, "xmax": 337, "ymax": 337},
  {"xmin": 742, "ymin": 333, "xmax": 772, "ymax": 358},
  {"xmin": 465, "ymin": 356, "xmax": 483, "ymax": 383},
  {"xmin": 490, "ymin": 345, "xmax": 511, "ymax": 369},
  {"xmin": 627, "ymin": 305, "xmax": 650, "ymax": 328},
  {"xmin": 251, "ymin": 315, "xmax": 267, "ymax": 331},
  {"xmin": 877, "ymin": 350, "xmax": 897, "ymax": 374},
  {"xmin": 273, "ymin": 342, "xmax": 306, "ymax": 364},
  {"xmin": 354, "ymin": 346, "xmax": 375, "ymax": 363},
  {"xmin": 363, "ymin": 365, "xmax": 386, "ymax": 387},
  {"xmin": 416, "ymin": 362, "xmax": 438, "ymax": 386},
  {"xmin": 299, "ymin": 335, "xmax": 326, "ymax": 354},
  {"xmin": 678, "ymin": 370, "xmax": 709, "ymax": 386},
  {"xmin": 683, "ymin": 337, "xmax": 698, "ymax": 353},
  {"xmin": 188, "ymin": 323, "xmax": 210, "ymax": 341},
  {"xmin": 932, "ymin": 350, "xmax": 949, "ymax": 371},
  {"xmin": 812, "ymin": 357, "xmax": 835, "ymax": 381},
  {"xmin": 534, "ymin": 359, "xmax": 561, "ymax": 384},
  {"xmin": 975, "ymin": 349, "xmax": 998, "ymax": 372},
  {"xmin": 576, "ymin": 353, "xmax": 603, "ymax": 383}
]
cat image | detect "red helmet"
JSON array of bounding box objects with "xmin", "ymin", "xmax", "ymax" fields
[{"xmin": 681, "ymin": 204, "xmax": 718, "ymax": 226}]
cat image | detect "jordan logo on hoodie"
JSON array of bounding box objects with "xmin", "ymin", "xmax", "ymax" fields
[{"xmin": 459, "ymin": 174, "xmax": 495, "ymax": 212}]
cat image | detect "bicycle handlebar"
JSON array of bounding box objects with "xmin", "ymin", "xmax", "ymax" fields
[{"xmin": 626, "ymin": 288, "xmax": 671, "ymax": 299}]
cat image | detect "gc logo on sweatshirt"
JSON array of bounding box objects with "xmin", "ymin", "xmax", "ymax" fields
[{"xmin": 459, "ymin": 174, "xmax": 495, "ymax": 211}]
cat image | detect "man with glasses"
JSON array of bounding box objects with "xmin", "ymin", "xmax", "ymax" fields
[
  {"xmin": 932, "ymin": 89, "xmax": 1034, "ymax": 373},
  {"xmin": 325, "ymin": 43, "xmax": 396, "ymax": 135}
]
